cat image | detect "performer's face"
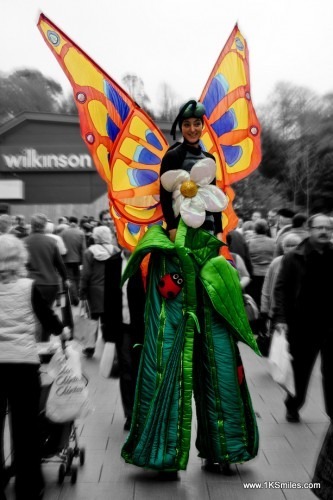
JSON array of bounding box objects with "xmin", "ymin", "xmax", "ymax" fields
[{"xmin": 181, "ymin": 117, "xmax": 203, "ymax": 144}]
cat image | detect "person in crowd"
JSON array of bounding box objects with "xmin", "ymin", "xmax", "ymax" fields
[
  {"xmin": 54, "ymin": 217, "xmax": 69, "ymax": 236},
  {"xmin": 235, "ymin": 216, "xmax": 244, "ymax": 233},
  {"xmin": 259, "ymin": 233, "xmax": 302, "ymax": 356},
  {"xmin": 88, "ymin": 216, "xmax": 98, "ymax": 228},
  {"xmin": 267, "ymin": 208, "xmax": 279, "ymax": 238},
  {"xmin": 251, "ymin": 210, "xmax": 262, "ymax": 222},
  {"xmin": 0, "ymin": 215, "xmax": 10, "ymax": 235},
  {"xmin": 0, "ymin": 234, "xmax": 65, "ymax": 500},
  {"xmin": 121, "ymin": 100, "xmax": 259, "ymax": 477},
  {"xmin": 44, "ymin": 221, "xmax": 67, "ymax": 308},
  {"xmin": 247, "ymin": 218, "xmax": 275, "ymax": 340},
  {"xmin": 61, "ymin": 216, "xmax": 86, "ymax": 306},
  {"xmin": 99, "ymin": 209, "xmax": 119, "ymax": 246},
  {"xmin": 45, "ymin": 222, "xmax": 67, "ymax": 256},
  {"xmin": 312, "ymin": 422, "xmax": 333, "ymax": 499},
  {"xmin": 227, "ymin": 229, "xmax": 253, "ymax": 277},
  {"xmin": 79, "ymin": 225, "xmax": 122, "ymax": 356},
  {"xmin": 261, "ymin": 233, "xmax": 302, "ymax": 324},
  {"xmin": 9, "ymin": 215, "xmax": 29, "ymax": 239},
  {"xmin": 242, "ymin": 220, "xmax": 255, "ymax": 243},
  {"xmin": 274, "ymin": 207, "xmax": 295, "ymax": 251},
  {"xmin": 81, "ymin": 222, "xmax": 94, "ymax": 248},
  {"xmin": 273, "ymin": 213, "xmax": 333, "ymax": 423},
  {"xmin": 247, "ymin": 218, "xmax": 275, "ymax": 308},
  {"xmin": 119, "ymin": 251, "xmax": 146, "ymax": 431},
  {"xmin": 275, "ymin": 212, "xmax": 308, "ymax": 256},
  {"xmin": 25, "ymin": 214, "xmax": 68, "ymax": 340}
]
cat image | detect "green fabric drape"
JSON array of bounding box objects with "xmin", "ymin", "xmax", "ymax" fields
[{"xmin": 121, "ymin": 220, "xmax": 259, "ymax": 471}]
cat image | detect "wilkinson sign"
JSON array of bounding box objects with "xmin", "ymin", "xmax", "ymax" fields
[{"xmin": 1, "ymin": 148, "xmax": 93, "ymax": 170}]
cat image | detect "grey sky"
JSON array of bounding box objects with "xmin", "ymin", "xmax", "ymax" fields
[{"xmin": 2, "ymin": 0, "xmax": 332, "ymax": 111}]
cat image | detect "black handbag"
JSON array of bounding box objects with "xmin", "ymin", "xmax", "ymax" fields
[{"xmin": 60, "ymin": 288, "xmax": 74, "ymax": 331}]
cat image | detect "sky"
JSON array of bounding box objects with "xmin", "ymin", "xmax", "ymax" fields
[{"xmin": 2, "ymin": 0, "xmax": 333, "ymax": 113}]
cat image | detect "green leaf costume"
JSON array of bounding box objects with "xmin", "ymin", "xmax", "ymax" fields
[{"xmin": 121, "ymin": 220, "xmax": 260, "ymax": 471}]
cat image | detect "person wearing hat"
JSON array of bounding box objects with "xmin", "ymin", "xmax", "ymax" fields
[
  {"xmin": 160, "ymin": 100, "xmax": 222, "ymax": 243},
  {"xmin": 121, "ymin": 101, "xmax": 259, "ymax": 477}
]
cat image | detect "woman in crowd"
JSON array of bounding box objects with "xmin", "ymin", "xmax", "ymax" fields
[
  {"xmin": 121, "ymin": 100, "xmax": 260, "ymax": 477},
  {"xmin": 0, "ymin": 234, "xmax": 64, "ymax": 500},
  {"xmin": 79, "ymin": 225, "xmax": 122, "ymax": 357}
]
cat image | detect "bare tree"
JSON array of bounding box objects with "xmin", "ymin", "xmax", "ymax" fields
[
  {"xmin": 157, "ymin": 82, "xmax": 179, "ymax": 120},
  {"xmin": 121, "ymin": 73, "xmax": 151, "ymax": 112}
]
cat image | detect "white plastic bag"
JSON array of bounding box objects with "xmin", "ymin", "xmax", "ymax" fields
[
  {"xmin": 268, "ymin": 330, "xmax": 295, "ymax": 396},
  {"xmin": 99, "ymin": 342, "xmax": 115, "ymax": 378},
  {"xmin": 46, "ymin": 345, "xmax": 89, "ymax": 422},
  {"xmin": 73, "ymin": 302, "xmax": 98, "ymax": 349}
]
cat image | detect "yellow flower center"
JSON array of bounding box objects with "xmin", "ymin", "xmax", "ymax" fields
[{"xmin": 180, "ymin": 180, "xmax": 198, "ymax": 198}]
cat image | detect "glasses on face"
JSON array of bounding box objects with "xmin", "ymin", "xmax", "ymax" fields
[{"xmin": 311, "ymin": 226, "xmax": 333, "ymax": 231}]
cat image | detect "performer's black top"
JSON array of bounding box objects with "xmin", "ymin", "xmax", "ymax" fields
[{"xmin": 159, "ymin": 142, "xmax": 223, "ymax": 234}]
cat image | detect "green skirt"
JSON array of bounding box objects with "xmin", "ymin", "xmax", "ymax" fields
[{"xmin": 121, "ymin": 221, "xmax": 260, "ymax": 471}]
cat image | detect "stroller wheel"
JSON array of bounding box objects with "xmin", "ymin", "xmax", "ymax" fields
[
  {"xmin": 58, "ymin": 463, "xmax": 66, "ymax": 484},
  {"xmin": 66, "ymin": 448, "xmax": 74, "ymax": 470},
  {"xmin": 79, "ymin": 447, "xmax": 86, "ymax": 466},
  {"xmin": 71, "ymin": 465, "xmax": 78, "ymax": 484}
]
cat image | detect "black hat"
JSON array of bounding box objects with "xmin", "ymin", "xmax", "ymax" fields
[
  {"xmin": 170, "ymin": 100, "xmax": 206, "ymax": 140},
  {"xmin": 277, "ymin": 208, "xmax": 295, "ymax": 218}
]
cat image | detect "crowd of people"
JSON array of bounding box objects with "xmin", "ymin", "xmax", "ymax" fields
[
  {"xmin": 1, "ymin": 203, "xmax": 332, "ymax": 495},
  {"xmin": 1, "ymin": 122, "xmax": 332, "ymax": 496},
  {"xmin": 230, "ymin": 208, "xmax": 333, "ymax": 427},
  {"xmin": 0, "ymin": 209, "xmax": 145, "ymax": 499}
]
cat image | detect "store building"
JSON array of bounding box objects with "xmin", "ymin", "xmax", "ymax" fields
[{"xmin": 0, "ymin": 112, "xmax": 172, "ymax": 221}]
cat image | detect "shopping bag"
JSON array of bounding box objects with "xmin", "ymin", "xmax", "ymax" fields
[
  {"xmin": 73, "ymin": 301, "xmax": 98, "ymax": 349},
  {"xmin": 268, "ymin": 330, "xmax": 295, "ymax": 396},
  {"xmin": 46, "ymin": 345, "xmax": 89, "ymax": 423},
  {"xmin": 99, "ymin": 342, "xmax": 116, "ymax": 378},
  {"xmin": 243, "ymin": 293, "xmax": 259, "ymax": 322}
]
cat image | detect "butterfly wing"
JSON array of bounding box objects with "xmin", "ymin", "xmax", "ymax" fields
[
  {"xmin": 38, "ymin": 14, "xmax": 168, "ymax": 250},
  {"xmin": 199, "ymin": 25, "xmax": 261, "ymax": 244}
]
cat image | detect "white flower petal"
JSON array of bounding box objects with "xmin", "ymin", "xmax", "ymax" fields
[
  {"xmin": 172, "ymin": 190, "xmax": 184, "ymax": 217},
  {"xmin": 190, "ymin": 158, "xmax": 216, "ymax": 186},
  {"xmin": 180, "ymin": 197, "xmax": 206, "ymax": 228},
  {"xmin": 160, "ymin": 170, "xmax": 189, "ymax": 192},
  {"xmin": 197, "ymin": 185, "xmax": 228, "ymax": 212}
]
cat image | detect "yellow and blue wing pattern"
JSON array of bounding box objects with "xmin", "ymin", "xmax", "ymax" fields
[
  {"xmin": 199, "ymin": 25, "xmax": 261, "ymax": 248},
  {"xmin": 38, "ymin": 14, "xmax": 168, "ymax": 250}
]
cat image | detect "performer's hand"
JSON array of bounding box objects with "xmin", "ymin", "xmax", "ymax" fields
[
  {"xmin": 216, "ymin": 232, "xmax": 223, "ymax": 242},
  {"xmin": 169, "ymin": 229, "xmax": 177, "ymax": 242}
]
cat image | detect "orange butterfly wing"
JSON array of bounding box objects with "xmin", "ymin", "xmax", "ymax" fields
[
  {"xmin": 199, "ymin": 25, "xmax": 261, "ymax": 252},
  {"xmin": 38, "ymin": 14, "xmax": 168, "ymax": 250}
]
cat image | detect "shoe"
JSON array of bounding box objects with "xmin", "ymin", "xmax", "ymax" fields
[
  {"xmin": 124, "ymin": 417, "xmax": 132, "ymax": 431},
  {"xmin": 286, "ymin": 409, "xmax": 300, "ymax": 423},
  {"xmin": 157, "ymin": 471, "xmax": 179, "ymax": 481},
  {"xmin": 82, "ymin": 347, "xmax": 95, "ymax": 358},
  {"xmin": 202, "ymin": 459, "xmax": 235, "ymax": 475},
  {"xmin": 202, "ymin": 459, "xmax": 220, "ymax": 473},
  {"xmin": 219, "ymin": 462, "xmax": 235, "ymax": 476}
]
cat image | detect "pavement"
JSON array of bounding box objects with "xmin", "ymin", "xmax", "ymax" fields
[{"xmin": 4, "ymin": 333, "xmax": 329, "ymax": 500}]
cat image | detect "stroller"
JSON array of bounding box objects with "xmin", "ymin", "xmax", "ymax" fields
[{"xmin": 38, "ymin": 342, "xmax": 87, "ymax": 485}]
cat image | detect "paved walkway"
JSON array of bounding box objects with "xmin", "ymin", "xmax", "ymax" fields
[{"xmin": 5, "ymin": 335, "xmax": 329, "ymax": 499}]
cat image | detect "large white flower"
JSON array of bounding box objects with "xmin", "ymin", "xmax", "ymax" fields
[{"xmin": 160, "ymin": 157, "xmax": 228, "ymax": 228}]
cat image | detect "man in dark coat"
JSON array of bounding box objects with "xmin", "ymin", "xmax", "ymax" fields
[{"xmin": 273, "ymin": 213, "xmax": 333, "ymax": 423}]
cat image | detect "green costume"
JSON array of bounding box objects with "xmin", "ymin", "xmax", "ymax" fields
[{"xmin": 121, "ymin": 220, "xmax": 260, "ymax": 471}]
